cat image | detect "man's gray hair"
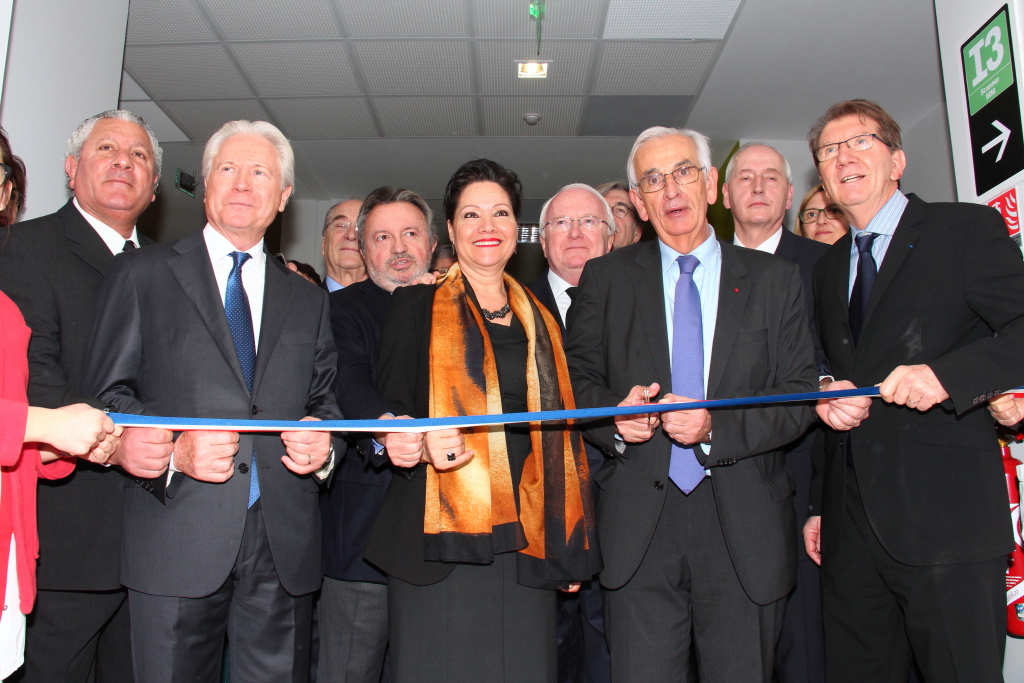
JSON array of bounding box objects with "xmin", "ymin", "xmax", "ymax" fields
[
  {"xmin": 538, "ymin": 183, "xmax": 617, "ymax": 238},
  {"xmin": 203, "ymin": 120, "xmax": 295, "ymax": 193},
  {"xmin": 723, "ymin": 142, "xmax": 793, "ymax": 184},
  {"xmin": 66, "ymin": 109, "xmax": 163, "ymax": 180},
  {"xmin": 322, "ymin": 199, "xmax": 362, "ymax": 233},
  {"xmin": 356, "ymin": 186, "xmax": 437, "ymax": 250},
  {"xmin": 626, "ymin": 126, "xmax": 712, "ymax": 186}
]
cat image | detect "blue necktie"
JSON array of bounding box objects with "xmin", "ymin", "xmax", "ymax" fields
[
  {"xmin": 669, "ymin": 254, "xmax": 706, "ymax": 494},
  {"xmin": 848, "ymin": 232, "xmax": 877, "ymax": 346},
  {"xmin": 225, "ymin": 251, "xmax": 259, "ymax": 508}
]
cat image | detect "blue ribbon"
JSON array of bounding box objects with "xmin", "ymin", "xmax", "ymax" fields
[{"xmin": 109, "ymin": 386, "xmax": 885, "ymax": 433}]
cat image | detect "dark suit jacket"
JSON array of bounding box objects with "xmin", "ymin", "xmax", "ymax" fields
[
  {"xmin": 81, "ymin": 228, "xmax": 341, "ymax": 598},
  {"xmin": 0, "ymin": 199, "xmax": 151, "ymax": 591},
  {"xmin": 322, "ymin": 278, "xmax": 393, "ymax": 584},
  {"xmin": 811, "ymin": 194, "xmax": 1024, "ymax": 565},
  {"xmin": 564, "ymin": 238, "xmax": 817, "ymax": 605}
]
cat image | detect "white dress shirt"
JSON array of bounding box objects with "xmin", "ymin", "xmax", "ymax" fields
[
  {"xmin": 73, "ymin": 198, "xmax": 139, "ymax": 254},
  {"xmin": 546, "ymin": 269, "xmax": 575, "ymax": 326},
  {"xmin": 203, "ymin": 224, "xmax": 265, "ymax": 344},
  {"xmin": 732, "ymin": 225, "xmax": 784, "ymax": 254}
]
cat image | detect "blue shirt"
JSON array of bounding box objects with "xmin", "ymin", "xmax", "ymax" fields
[
  {"xmin": 847, "ymin": 190, "xmax": 908, "ymax": 300},
  {"xmin": 325, "ymin": 276, "xmax": 344, "ymax": 293},
  {"xmin": 659, "ymin": 228, "xmax": 721, "ymax": 390}
]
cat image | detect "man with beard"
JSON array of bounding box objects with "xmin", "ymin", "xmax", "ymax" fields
[{"xmin": 319, "ymin": 186, "xmax": 437, "ymax": 683}]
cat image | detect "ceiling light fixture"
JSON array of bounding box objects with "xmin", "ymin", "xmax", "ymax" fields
[{"xmin": 516, "ymin": 60, "xmax": 550, "ymax": 78}]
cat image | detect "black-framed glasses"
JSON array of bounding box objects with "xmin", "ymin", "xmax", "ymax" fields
[
  {"xmin": 633, "ymin": 165, "xmax": 703, "ymax": 193},
  {"xmin": 544, "ymin": 215, "xmax": 609, "ymax": 233},
  {"xmin": 0, "ymin": 164, "xmax": 12, "ymax": 185},
  {"xmin": 798, "ymin": 206, "xmax": 845, "ymax": 223},
  {"xmin": 813, "ymin": 133, "xmax": 889, "ymax": 162}
]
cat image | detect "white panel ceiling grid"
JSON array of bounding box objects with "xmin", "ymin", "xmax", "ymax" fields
[
  {"xmin": 201, "ymin": 0, "xmax": 342, "ymax": 41},
  {"xmin": 594, "ymin": 41, "xmax": 719, "ymax": 95},
  {"xmin": 125, "ymin": 0, "xmax": 217, "ymax": 43},
  {"xmin": 603, "ymin": 0, "xmax": 743, "ymax": 40},
  {"xmin": 473, "ymin": 0, "xmax": 603, "ymax": 39},
  {"xmin": 355, "ymin": 41, "xmax": 474, "ymax": 95},
  {"xmin": 161, "ymin": 99, "xmax": 271, "ymax": 139},
  {"xmin": 481, "ymin": 96, "xmax": 586, "ymax": 136},
  {"xmin": 124, "ymin": 44, "xmax": 253, "ymax": 99},
  {"xmin": 231, "ymin": 42, "xmax": 362, "ymax": 97},
  {"xmin": 375, "ymin": 96, "xmax": 477, "ymax": 137},
  {"xmin": 336, "ymin": 0, "xmax": 469, "ymax": 38},
  {"xmin": 477, "ymin": 40, "xmax": 594, "ymax": 95},
  {"xmin": 265, "ymin": 97, "xmax": 378, "ymax": 138}
]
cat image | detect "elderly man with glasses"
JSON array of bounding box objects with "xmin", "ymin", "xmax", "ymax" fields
[
  {"xmin": 564, "ymin": 126, "xmax": 817, "ymax": 682},
  {"xmin": 596, "ymin": 181, "xmax": 643, "ymax": 249},
  {"xmin": 321, "ymin": 199, "xmax": 366, "ymax": 291}
]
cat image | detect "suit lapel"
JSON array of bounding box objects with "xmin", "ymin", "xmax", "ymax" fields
[
  {"xmin": 860, "ymin": 196, "xmax": 925, "ymax": 334},
  {"xmin": 830, "ymin": 231, "xmax": 852, "ymax": 311},
  {"xmin": 252, "ymin": 254, "xmax": 296, "ymax": 397},
  {"xmin": 59, "ymin": 200, "xmax": 115, "ymax": 275},
  {"xmin": 632, "ymin": 241, "xmax": 671, "ymax": 390},
  {"xmin": 775, "ymin": 227, "xmax": 799, "ymax": 263},
  {"xmin": 707, "ymin": 244, "xmax": 750, "ymax": 399},
  {"xmin": 167, "ymin": 230, "xmax": 250, "ymax": 393}
]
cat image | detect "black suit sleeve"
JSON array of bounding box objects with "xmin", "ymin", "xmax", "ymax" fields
[
  {"xmin": 375, "ymin": 286, "xmax": 430, "ymax": 420},
  {"xmin": 308, "ymin": 290, "xmax": 344, "ymax": 423},
  {"xmin": 0, "ymin": 231, "xmax": 104, "ymax": 409},
  {"xmin": 928, "ymin": 209, "xmax": 1024, "ymax": 413}
]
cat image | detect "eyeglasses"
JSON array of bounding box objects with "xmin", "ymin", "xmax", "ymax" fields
[
  {"xmin": 325, "ymin": 220, "xmax": 353, "ymax": 234},
  {"xmin": 813, "ymin": 133, "xmax": 889, "ymax": 162},
  {"xmin": 610, "ymin": 204, "xmax": 633, "ymax": 219},
  {"xmin": 0, "ymin": 164, "xmax": 12, "ymax": 185},
  {"xmin": 798, "ymin": 206, "xmax": 845, "ymax": 223},
  {"xmin": 431, "ymin": 267, "xmax": 449, "ymax": 276},
  {"xmin": 633, "ymin": 165, "xmax": 703, "ymax": 193},
  {"xmin": 544, "ymin": 216, "xmax": 609, "ymax": 233}
]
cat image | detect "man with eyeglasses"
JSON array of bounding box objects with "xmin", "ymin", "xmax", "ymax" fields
[
  {"xmin": 722, "ymin": 142, "xmax": 830, "ymax": 683},
  {"xmin": 596, "ymin": 181, "xmax": 643, "ymax": 249},
  {"xmin": 805, "ymin": 99, "xmax": 1024, "ymax": 683},
  {"xmin": 321, "ymin": 199, "xmax": 366, "ymax": 291},
  {"xmin": 527, "ymin": 183, "xmax": 615, "ymax": 683},
  {"xmin": 564, "ymin": 126, "xmax": 817, "ymax": 682}
]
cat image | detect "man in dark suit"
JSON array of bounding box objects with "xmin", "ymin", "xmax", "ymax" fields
[
  {"xmin": 82, "ymin": 120, "xmax": 341, "ymax": 682},
  {"xmin": 527, "ymin": 183, "xmax": 614, "ymax": 683},
  {"xmin": 320, "ymin": 186, "xmax": 436, "ymax": 683},
  {"xmin": 722, "ymin": 143, "xmax": 830, "ymax": 683},
  {"xmin": 565, "ymin": 126, "xmax": 817, "ymax": 682},
  {"xmin": 0, "ymin": 109, "xmax": 162, "ymax": 683},
  {"xmin": 322, "ymin": 199, "xmax": 366, "ymax": 292},
  {"xmin": 804, "ymin": 99, "xmax": 1024, "ymax": 683}
]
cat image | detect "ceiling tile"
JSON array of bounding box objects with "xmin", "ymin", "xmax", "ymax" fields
[
  {"xmin": 125, "ymin": 44, "xmax": 253, "ymax": 99},
  {"xmin": 264, "ymin": 98, "xmax": 378, "ymax": 138},
  {"xmin": 202, "ymin": 0, "xmax": 341, "ymax": 40},
  {"xmin": 481, "ymin": 96, "xmax": 585, "ymax": 136},
  {"xmin": 374, "ymin": 97, "xmax": 476, "ymax": 136},
  {"xmin": 126, "ymin": 0, "xmax": 216, "ymax": 43},
  {"xmin": 159, "ymin": 99, "xmax": 271, "ymax": 140},
  {"xmin": 336, "ymin": 0, "xmax": 468, "ymax": 37},
  {"xmin": 119, "ymin": 71, "xmax": 150, "ymax": 101},
  {"xmin": 473, "ymin": 0, "xmax": 602, "ymax": 40},
  {"xmin": 354, "ymin": 42, "xmax": 473, "ymax": 95},
  {"xmin": 121, "ymin": 100, "xmax": 190, "ymax": 143},
  {"xmin": 603, "ymin": 0, "xmax": 742, "ymax": 40},
  {"xmin": 594, "ymin": 41, "xmax": 718, "ymax": 95},
  {"xmin": 477, "ymin": 40, "xmax": 593, "ymax": 95},
  {"xmin": 231, "ymin": 42, "xmax": 360, "ymax": 96}
]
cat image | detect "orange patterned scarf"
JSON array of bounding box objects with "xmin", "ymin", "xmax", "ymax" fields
[{"xmin": 426, "ymin": 263, "xmax": 600, "ymax": 589}]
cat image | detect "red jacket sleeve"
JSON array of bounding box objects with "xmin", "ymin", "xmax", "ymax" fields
[{"xmin": 0, "ymin": 397, "xmax": 27, "ymax": 468}]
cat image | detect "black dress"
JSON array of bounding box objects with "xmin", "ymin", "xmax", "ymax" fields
[{"xmin": 369, "ymin": 288, "xmax": 557, "ymax": 683}]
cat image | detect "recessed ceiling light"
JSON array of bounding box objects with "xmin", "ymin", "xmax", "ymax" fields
[{"xmin": 515, "ymin": 60, "xmax": 550, "ymax": 78}]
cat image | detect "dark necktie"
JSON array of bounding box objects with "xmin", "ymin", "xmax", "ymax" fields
[
  {"xmin": 225, "ymin": 251, "xmax": 259, "ymax": 507},
  {"xmin": 565, "ymin": 286, "xmax": 579, "ymax": 301},
  {"xmin": 848, "ymin": 233, "xmax": 878, "ymax": 346},
  {"xmin": 121, "ymin": 240, "xmax": 136, "ymax": 252},
  {"xmin": 669, "ymin": 255, "xmax": 706, "ymax": 494}
]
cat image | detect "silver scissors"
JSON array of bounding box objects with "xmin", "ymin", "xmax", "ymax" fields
[{"xmin": 643, "ymin": 385, "xmax": 653, "ymax": 429}]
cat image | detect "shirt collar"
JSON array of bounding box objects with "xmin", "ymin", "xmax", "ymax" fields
[
  {"xmin": 547, "ymin": 269, "xmax": 573, "ymax": 298},
  {"xmin": 73, "ymin": 197, "xmax": 139, "ymax": 255},
  {"xmin": 732, "ymin": 225, "xmax": 784, "ymax": 254},
  {"xmin": 850, "ymin": 189, "xmax": 908, "ymax": 237},
  {"xmin": 203, "ymin": 223, "xmax": 265, "ymax": 267},
  {"xmin": 324, "ymin": 276, "xmax": 344, "ymax": 292},
  {"xmin": 659, "ymin": 226, "xmax": 720, "ymax": 275}
]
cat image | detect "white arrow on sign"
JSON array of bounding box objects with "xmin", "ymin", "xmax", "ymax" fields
[{"xmin": 982, "ymin": 120, "xmax": 1012, "ymax": 162}]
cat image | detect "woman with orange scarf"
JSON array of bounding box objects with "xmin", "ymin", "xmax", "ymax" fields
[{"xmin": 365, "ymin": 159, "xmax": 601, "ymax": 683}]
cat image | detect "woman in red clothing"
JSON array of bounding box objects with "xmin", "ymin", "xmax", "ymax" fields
[{"xmin": 0, "ymin": 127, "xmax": 121, "ymax": 678}]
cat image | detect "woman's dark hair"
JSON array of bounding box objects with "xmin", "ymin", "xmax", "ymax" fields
[
  {"xmin": 443, "ymin": 159, "xmax": 522, "ymax": 225},
  {"xmin": 287, "ymin": 259, "xmax": 322, "ymax": 286},
  {"xmin": 0, "ymin": 126, "xmax": 27, "ymax": 227}
]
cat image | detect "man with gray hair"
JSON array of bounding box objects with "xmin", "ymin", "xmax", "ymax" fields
[
  {"xmin": 596, "ymin": 181, "xmax": 642, "ymax": 250},
  {"xmin": 722, "ymin": 142, "xmax": 830, "ymax": 683},
  {"xmin": 564, "ymin": 126, "xmax": 817, "ymax": 682},
  {"xmin": 82, "ymin": 120, "xmax": 341, "ymax": 681},
  {"xmin": 320, "ymin": 186, "xmax": 437, "ymax": 683},
  {"xmin": 0, "ymin": 109, "xmax": 161, "ymax": 683},
  {"xmin": 321, "ymin": 199, "xmax": 366, "ymax": 291}
]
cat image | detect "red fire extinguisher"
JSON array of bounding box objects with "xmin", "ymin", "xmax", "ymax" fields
[{"xmin": 1003, "ymin": 435, "xmax": 1024, "ymax": 637}]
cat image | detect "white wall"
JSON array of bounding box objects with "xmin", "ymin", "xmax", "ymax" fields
[
  {"xmin": 901, "ymin": 102, "xmax": 958, "ymax": 202},
  {"xmin": 0, "ymin": 0, "xmax": 130, "ymax": 219},
  {"xmin": 280, "ymin": 198, "xmax": 338, "ymax": 277}
]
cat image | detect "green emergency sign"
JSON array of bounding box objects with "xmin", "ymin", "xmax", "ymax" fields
[{"xmin": 963, "ymin": 6, "xmax": 1014, "ymax": 115}]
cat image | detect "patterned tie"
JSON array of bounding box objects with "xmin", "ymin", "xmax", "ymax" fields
[
  {"xmin": 848, "ymin": 233, "xmax": 878, "ymax": 346},
  {"xmin": 225, "ymin": 251, "xmax": 259, "ymax": 507},
  {"xmin": 669, "ymin": 255, "xmax": 706, "ymax": 494}
]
